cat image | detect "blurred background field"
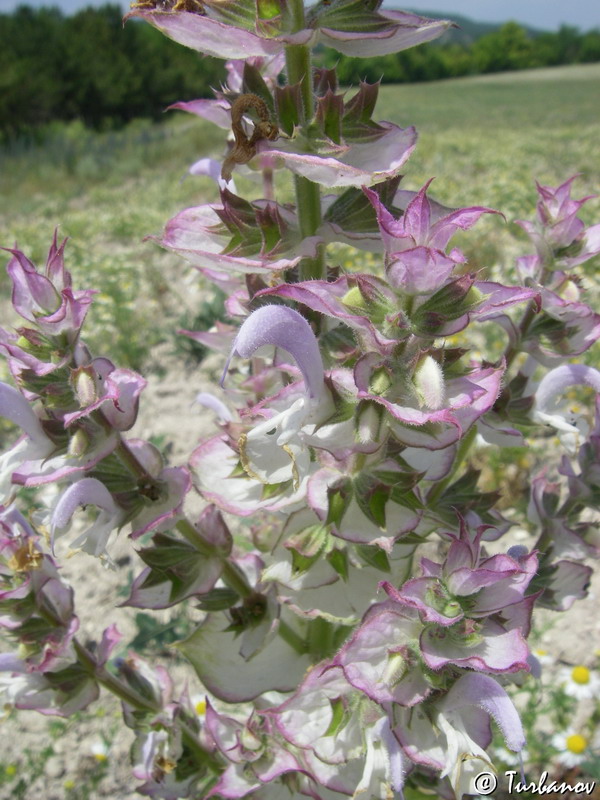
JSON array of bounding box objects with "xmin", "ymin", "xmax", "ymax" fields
[
  {"xmin": 1, "ymin": 10, "xmax": 600, "ymax": 798},
  {"xmin": 1, "ymin": 62, "xmax": 599, "ymax": 374}
]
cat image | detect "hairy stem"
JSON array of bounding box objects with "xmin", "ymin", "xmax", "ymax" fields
[
  {"xmin": 73, "ymin": 639, "xmax": 222, "ymax": 773},
  {"xmin": 285, "ymin": 0, "xmax": 325, "ymax": 282}
]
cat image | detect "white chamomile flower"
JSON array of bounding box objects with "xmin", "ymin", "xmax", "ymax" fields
[
  {"xmin": 191, "ymin": 693, "xmax": 207, "ymax": 717},
  {"xmin": 90, "ymin": 739, "xmax": 109, "ymax": 762},
  {"xmin": 552, "ymin": 730, "xmax": 591, "ymax": 768},
  {"xmin": 532, "ymin": 647, "xmax": 553, "ymax": 666},
  {"xmin": 560, "ymin": 665, "xmax": 600, "ymax": 700}
]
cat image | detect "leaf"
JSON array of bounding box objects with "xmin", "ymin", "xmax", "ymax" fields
[
  {"xmin": 353, "ymin": 472, "xmax": 389, "ymax": 528},
  {"xmin": 327, "ymin": 548, "xmax": 349, "ymax": 581},
  {"xmin": 355, "ymin": 543, "xmax": 391, "ymax": 572},
  {"xmin": 310, "ymin": 0, "xmax": 391, "ymax": 33},
  {"xmin": 324, "ymin": 697, "xmax": 347, "ymax": 736},
  {"xmin": 316, "ymin": 90, "xmax": 344, "ymax": 144},
  {"xmin": 197, "ymin": 587, "xmax": 240, "ymax": 611},
  {"xmin": 274, "ymin": 84, "xmax": 302, "ymax": 137},
  {"xmin": 325, "ymin": 478, "xmax": 353, "ymax": 528},
  {"xmin": 324, "ymin": 178, "xmax": 402, "ymax": 236},
  {"xmin": 242, "ymin": 62, "xmax": 276, "ymax": 114}
]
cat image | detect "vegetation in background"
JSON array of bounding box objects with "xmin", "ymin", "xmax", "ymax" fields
[
  {"xmin": 1, "ymin": 5, "xmax": 599, "ymax": 138},
  {"xmin": 0, "ymin": 4, "xmax": 224, "ymax": 137},
  {"xmin": 328, "ymin": 20, "xmax": 600, "ymax": 84}
]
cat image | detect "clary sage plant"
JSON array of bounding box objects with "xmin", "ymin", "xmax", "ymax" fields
[{"xmin": 2, "ymin": 2, "xmax": 600, "ymax": 798}]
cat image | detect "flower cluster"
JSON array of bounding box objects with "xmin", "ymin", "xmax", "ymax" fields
[{"xmin": 1, "ymin": 1, "xmax": 600, "ymax": 798}]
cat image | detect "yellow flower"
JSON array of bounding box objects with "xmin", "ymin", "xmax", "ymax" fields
[
  {"xmin": 566, "ymin": 734, "xmax": 587, "ymax": 755},
  {"xmin": 552, "ymin": 729, "xmax": 590, "ymax": 768},
  {"xmin": 572, "ymin": 666, "xmax": 590, "ymax": 685},
  {"xmin": 560, "ymin": 664, "xmax": 600, "ymax": 699}
]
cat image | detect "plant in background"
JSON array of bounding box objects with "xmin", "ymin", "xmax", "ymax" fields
[{"xmin": 1, "ymin": 1, "xmax": 600, "ymax": 798}]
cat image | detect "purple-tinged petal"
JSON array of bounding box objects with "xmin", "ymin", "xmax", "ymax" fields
[
  {"xmin": 394, "ymin": 577, "xmax": 463, "ymax": 625},
  {"xmin": 188, "ymin": 157, "xmax": 236, "ymax": 191},
  {"xmin": 440, "ymin": 672, "xmax": 525, "ymax": 752},
  {"xmin": 190, "ymin": 434, "xmax": 307, "ymax": 515},
  {"xmin": 259, "ymin": 276, "xmax": 398, "ymax": 354},
  {"xmin": 262, "ymin": 122, "xmax": 416, "ymax": 188},
  {"xmin": 130, "ymin": 466, "xmax": 191, "ymax": 539},
  {"xmin": 51, "ymin": 478, "xmax": 119, "ymax": 531},
  {"xmin": 50, "ymin": 477, "xmax": 123, "ymax": 559},
  {"xmin": 270, "ymin": 663, "xmax": 350, "ymax": 750},
  {"xmin": 428, "ymin": 205, "xmax": 502, "ymax": 251},
  {"xmin": 196, "ymin": 505, "xmax": 233, "ymax": 554},
  {"xmin": 169, "ymin": 98, "xmax": 231, "ymax": 129},
  {"xmin": 13, "ymin": 431, "xmax": 119, "ymax": 488},
  {"xmin": 387, "ymin": 246, "xmax": 456, "ymax": 295},
  {"xmin": 100, "ymin": 369, "xmax": 146, "ymax": 430},
  {"xmin": 538, "ymin": 560, "xmax": 592, "ymax": 610},
  {"xmin": 209, "ymin": 765, "xmax": 261, "ymax": 799},
  {"xmin": 155, "ymin": 201, "xmax": 320, "ymax": 275},
  {"xmin": 125, "ymin": 10, "xmax": 292, "ymax": 58},
  {"xmin": 497, "ymin": 593, "xmax": 539, "ymax": 638},
  {"xmin": 225, "ymin": 306, "xmax": 324, "ymax": 399},
  {"xmin": 96, "ymin": 623, "xmax": 123, "ymax": 666},
  {"xmin": 421, "ymin": 619, "xmax": 529, "ymax": 674},
  {"xmin": 334, "ymin": 601, "xmax": 428, "ymax": 706},
  {"xmin": 5, "ymin": 248, "xmax": 59, "ymax": 321},
  {"xmin": 473, "ymin": 281, "xmax": 539, "ymax": 320},
  {"xmin": 318, "ymin": 10, "xmax": 452, "ymax": 57}
]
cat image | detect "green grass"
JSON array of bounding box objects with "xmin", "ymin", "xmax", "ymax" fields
[{"xmin": 1, "ymin": 64, "xmax": 599, "ymax": 370}]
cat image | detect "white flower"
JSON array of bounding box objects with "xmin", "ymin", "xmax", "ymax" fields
[
  {"xmin": 552, "ymin": 729, "xmax": 591, "ymax": 768},
  {"xmin": 533, "ymin": 364, "xmax": 600, "ymax": 453},
  {"xmin": 560, "ymin": 665, "xmax": 600, "ymax": 700},
  {"xmin": 531, "ymin": 647, "xmax": 554, "ymax": 667},
  {"xmin": 190, "ymin": 694, "xmax": 207, "ymax": 717},
  {"xmin": 89, "ymin": 739, "xmax": 109, "ymax": 762},
  {"xmin": 437, "ymin": 710, "xmax": 496, "ymax": 799}
]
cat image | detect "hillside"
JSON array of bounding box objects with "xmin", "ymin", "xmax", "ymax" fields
[{"xmin": 405, "ymin": 7, "xmax": 546, "ymax": 44}]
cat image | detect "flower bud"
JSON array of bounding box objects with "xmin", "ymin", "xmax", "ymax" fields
[
  {"xmin": 71, "ymin": 366, "xmax": 98, "ymax": 408},
  {"xmin": 414, "ymin": 355, "xmax": 445, "ymax": 410},
  {"xmin": 68, "ymin": 427, "xmax": 91, "ymax": 458}
]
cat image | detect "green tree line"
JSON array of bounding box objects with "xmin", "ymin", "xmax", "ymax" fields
[
  {"xmin": 1, "ymin": 6, "xmax": 599, "ymax": 138},
  {"xmin": 328, "ymin": 20, "xmax": 600, "ymax": 85},
  {"xmin": 0, "ymin": 4, "xmax": 224, "ymax": 138}
]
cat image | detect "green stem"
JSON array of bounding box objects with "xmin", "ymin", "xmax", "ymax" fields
[
  {"xmin": 176, "ymin": 519, "xmax": 253, "ymax": 599},
  {"xmin": 427, "ymin": 425, "xmax": 478, "ymax": 506},
  {"xmin": 504, "ymin": 299, "xmax": 538, "ymax": 370},
  {"xmin": 278, "ymin": 619, "xmax": 309, "ymax": 654},
  {"xmin": 285, "ymin": 1, "xmax": 325, "ymax": 282},
  {"xmin": 176, "ymin": 521, "xmax": 307, "ymax": 655},
  {"xmin": 73, "ymin": 639, "xmax": 222, "ymax": 773}
]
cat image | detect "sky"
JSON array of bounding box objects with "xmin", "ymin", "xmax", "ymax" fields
[{"xmin": 0, "ymin": 0, "xmax": 598, "ymax": 31}]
